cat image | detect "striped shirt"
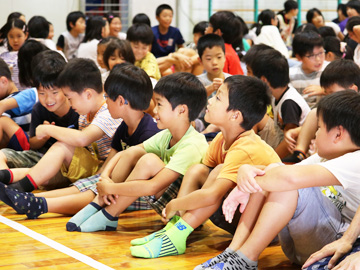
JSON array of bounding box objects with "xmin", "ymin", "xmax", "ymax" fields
[
  {"xmin": 78, "ymin": 103, "xmax": 122, "ymax": 160},
  {"xmin": 0, "ymin": 51, "xmax": 26, "ymax": 90}
]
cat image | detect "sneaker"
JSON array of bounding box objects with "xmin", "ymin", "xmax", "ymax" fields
[{"xmin": 282, "ymin": 150, "xmax": 306, "ymax": 164}]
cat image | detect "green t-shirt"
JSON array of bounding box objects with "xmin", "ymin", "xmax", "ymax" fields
[{"xmin": 143, "ymin": 125, "xmax": 208, "ymax": 176}]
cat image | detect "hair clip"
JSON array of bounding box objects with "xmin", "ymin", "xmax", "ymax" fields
[
  {"xmin": 22, "ymin": 25, "xmax": 26, "ymax": 32},
  {"xmin": 109, "ymin": 15, "xmax": 114, "ymax": 19}
]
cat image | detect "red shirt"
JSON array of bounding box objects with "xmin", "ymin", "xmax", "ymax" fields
[{"xmin": 223, "ymin": 43, "xmax": 243, "ymax": 75}]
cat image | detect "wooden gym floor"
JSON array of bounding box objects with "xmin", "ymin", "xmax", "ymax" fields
[{"xmin": 0, "ymin": 201, "xmax": 300, "ymax": 270}]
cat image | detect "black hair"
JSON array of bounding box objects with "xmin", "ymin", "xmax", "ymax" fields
[
  {"xmin": 66, "ymin": 11, "xmax": 85, "ymax": 32},
  {"xmin": 193, "ymin": 21, "xmax": 209, "ymax": 35},
  {"xmin": 105, "ymin": 63, "xmax": 153, "ymax": 111},
  {"xmin": 210, "ymin": 11, "xmax": 242, "ymax": 44},
  {"xmin": 83, "ymin": 16, "xmax": 106, "ymax": 43},
  {"xmin": 317, "ymin": 90, "xmax": 360, "ymax": 147},
  {"xmin": 156, "ymin": 4, "xmax": 173, "ymax": 17},
  {"xmin": 338, "ymin": 4, "xmax": 347, "ymax": 17},
  {"xmin": 0, "ymin": 58, "xmax": 12, "ymax": 80},
  {"xmin": 254, "ymin": 9, "xmax": 276, "ymax": 36},
  {"xmin": 104, "ymin": 12, "xmax": 121, "ymax": 25},
  {"xmin": 346, "ymin": 16, "xmax": 360, "ymax": 32},
  {"xmin": 126, "ymin": 23, "xmax": 154, "ymax": 45},
  {"xmin": 0, "ymin": 12, "xmax": 25, "ymax": 46},
  {"xmin": 294, "ymin": 23, "xmax": 320, "ymax": 34},
  {"xmin": 347, "ymin": 0, "xmax": 360, "ymax": 15},
  {"xmin": 132, "ymin": 13, "xmax": 151, "ymax": 26},
  {"xmin": 292, "ymin": 30, "xmax": 323, "ymax": 57},
  {"xmin": 225, "ymin": 75, "xmax": 271, "ymax": 130},
  {"xmin": 28, "ymin": 16, "xmax": 49, "ymax": 39},
  {"xmin": 18, "ymin": 40, "xmax": 49, "ymax": 87},
  {"xmin": 318, "ymin": 26, "xmax": 336, "ymax": 38},
  {"xmin": 197, "ymin": 34, "xmax": 225, "ymax": 59},
  {"xmin": 284, "ymin": 0, "xmax": 298, "ymax": 13},
  {"xmin": 306, "ymin": 8, "xmax": 323, "ymax": 24},
  {"xmin": 232, "ymin": 16, "xmax": 247, "ymax": 54},
  {"xmin": 320, "ymin": 59, "xmax": 360, "ymax": 90},
  {"xmin": 31, "ymin": 50, "xmax": 67, "ymax": 89},
  {"xmin": 1, "ymin": 19, "xmax": 27, "ymax": 51},
  {"xmin": 154, "ymin": 72, "xmax": 207, "ymax": 121},
  {"xmin": 57, "ymin": 58, "xmax": 102, "ymax": 94},
  {"xmin": 242, "ymin": 44, "xmax": 273, "ymax": 67},
  {"xmin": 324, "ymin": 36, "xmax": 354, "ymax": 60},
  {"xmin": 103, "ymin": 39, "xmax": 135, "ymax": 69},
  {"xmin": 251, "ymin": 49, "xmax": 290, "ymax": 89},
  {"xmin": 7, "ymin": 12, "xmax": 24, "ymax": 22}
]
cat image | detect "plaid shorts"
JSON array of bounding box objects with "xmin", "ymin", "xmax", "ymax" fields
[
  {"xmin": 142, "ymin": 176, "xmax": 182, "ymax": 216},
  {"xmin": 2, "ymin": 148, "xmax": 43, "ymax": 168}
]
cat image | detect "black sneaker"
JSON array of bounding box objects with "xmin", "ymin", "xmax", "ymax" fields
[{"xmin": 282, "ymin": 150, "xmax": 306, "ymax": 164}]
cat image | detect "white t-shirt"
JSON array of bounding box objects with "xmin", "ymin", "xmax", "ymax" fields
[
  {"xmin": 299, "ymin": 150, "xmax": 360, "ymax": 223},
  {"xmin": 325, "ymin": 21, "xmax": 341, "ymax": 36},
  {"xmin": 77, "ymin": 39, "xmax": 99, "ymax": 64}
]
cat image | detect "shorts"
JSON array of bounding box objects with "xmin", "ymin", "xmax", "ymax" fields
[
  {"xmin": 142, "ymin": 176, "xmax": 182, "ymax": 216},
  {"xmin": 2, "ymin": 148, "xmax": 42, "ymax": 168},
  {"xmin": 7, "ymin": 128, "xmax": 30, "ymax": 151},
  {"xmin": 61, "ymin": 147, "xmax": 101, "ymax": 183},
  {"xmin": 279, "ymin": 187, "xmax": 348, "ymax": 265}
]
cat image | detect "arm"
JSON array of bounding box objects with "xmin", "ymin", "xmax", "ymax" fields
[
  {"xmin": 275, "ymin": 124, "xmax": 298, "ymax": 158},
  {"xmin": 95, "ymin": 148, "xmax": 117, "ymax": 174},
  {"xmin": 29, "ymin": 120, "xmax": 55, "ymax": 150},
  {"xmin": 284, "ymin": 126, "xmax": 301, "ymax": 152},
  {"xmin": 36, "ymin": 124, "xmax": 104, "ymax": 147},
  {"xmin": 0, "ymin": 98, "xmax": 18, "ymax": 115},
  {"xmin": 205, "ymin": 78, "xmax": 224, "ymax": 97}
]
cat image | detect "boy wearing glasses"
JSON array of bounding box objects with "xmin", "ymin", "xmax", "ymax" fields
[{"xmin": 290, "ymin": 30, "xmax": 328, "ymax": 108}]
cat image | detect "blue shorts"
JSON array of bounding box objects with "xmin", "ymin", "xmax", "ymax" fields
[{"xmin": 279, "ymin": 187, "xmax": 349, "ymax": 265}]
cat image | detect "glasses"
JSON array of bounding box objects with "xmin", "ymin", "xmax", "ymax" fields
[{"xmin": 304, "ymin": 51, "xmax": 325, "ymax": 61}]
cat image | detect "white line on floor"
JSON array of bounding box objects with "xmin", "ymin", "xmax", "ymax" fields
[{"xmin": 0, "ymin": 215, "xmax": 115, "ymax": 270}]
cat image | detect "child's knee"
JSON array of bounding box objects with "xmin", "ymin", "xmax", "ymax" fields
[{"xmin": 137, "ymin": 153, "xmax": 162, "ymax": 168}]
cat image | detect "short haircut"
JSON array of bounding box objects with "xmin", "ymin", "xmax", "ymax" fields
[
  {"xmin": 197, "ymin": 34, "xmax": 225, "ymax": 59},
  {"xmin": 105, "ymin": 63, "xmax": 153, "ymax": 111},
  {"xmin": 126, "ymin": 23, "xmax": 154, "ymax": 45},
  {"xmin": 66, "ymin": 11, "xmax": 85, "ymax": 31},
  {"xmin": 83, "ymin": 16, "xmax": 106, "ymax": 43},
  {"xmin": 306, "ymin": 8, "xmax": 323, "ymax": 24},
  {"xmin": 32, "ymin": 51, "xmax": 66, "ymax": 89},
  {"xmin": 337, "ymin": 4, "xmax": 347, "ymax": 17},
  {"xmin": 132, "ymin": 13, "xmax": 151, "ymax": 26},
  {"xmin": 320, "ymin": 59, "xmax": 360, "ymax": 90},
  {"xmin": 346, "ymin": 16, "xmax": 360, "ymax": 32},
  {"xmin": 210, "ymin": 11, "xmax": 242, "ymax": 44},
  {"xmin": 317, "ymin": 90, "xmax": 360, "ymax": 147},
  {"xmin": 154, "ymin": 72, "xmax": 207, "ymax": 121},
  {"xmin": 193, "ymin": 21, "xmax": 209, "ymax": 35},
  {"xmin": 323, "ymin": 36, "xmax": 354, "ymax": 60},
  {"xmin": 251, "ymin": 49, "xmax": 290, "ymax": 89},
  {"xmin": 294, "ymin": 23, "xmax": 319, "ymax": 34},
  {"xmin": 284, "ymin": 0, "xmax": 298, "ymax": 13},
  {"xmin": 242, "ymin": 44, "xmax": 273, "ymax": 67},
  {"xmin": 292, "ymin": 30, "xmax": 323, "ymax": 57},
  {"xmin": 18, "ymin": 40, "xmax": 49, "ymax": 87},
  {"xmin": 318, "ymin": 26, "xmax": 336, "ymax": 38},
  {"xmin": 57, "ymin": 58, "xmax": 102, "ymax": 94},
  {"xmin": 156, "ymin": 4, "xmax": 173, "ymax": 17},
  {"xmin": 347, "ymin": 0, "xmax": 360, "ymax": 15},
  {"xmin": 103, "ymin": 39, "xmax": 135, "ymax": 69},
  {"xmin": 28, "ymin": 16, "xmax": 49, "ymax": 39},
  {"xmin": 0, "ymin": 58, "xmax": 11, "ymax": 80},
  {"xmin": 225, "ymin": 75, "xmax": 271, "ymax": 130}
]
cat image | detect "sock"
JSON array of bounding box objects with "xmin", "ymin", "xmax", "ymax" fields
[
  {"xmin": 130, "ymin": 217, "xmax": 193, "ymax": 258},
  {"xmin": 0, "ymin": 182, "xmax": 35, "ymax": 214},
  {"xmin": 5, "ymin": 188, "xmax": 47, "ymax": 219},
  {"xmin": 131, "ymin": 215, "xmax": 180, "ymax": 246},
  {"xmin": 78, "ymin": 208, "xmax": 118, "ymax": 232},
  {"xmin": 193, "ymin": 248, "xmax": 235, "ymax": 270},
  {"xmin": 207, "ymin": 250, "xmax": 258, "ymax": 270},
  {"xmin": 66, "ymin": 202, "xmax": 102, "ymax": 232},
  {"xmin": 8, "ymin": 174, "xmax": 38, "ymax": 192},
  {"xmin": 0, "ymin": 169, "xmax": 13, "ymax": 184}
]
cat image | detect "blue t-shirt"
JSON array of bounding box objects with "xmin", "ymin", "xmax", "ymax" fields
[
  {"xmin": 111, "ymin": 113, "xmax": 160, "ymax": 151},
  {"xmin": 151, "ymin": 26, "xmax": 185, "ymax": 58}
]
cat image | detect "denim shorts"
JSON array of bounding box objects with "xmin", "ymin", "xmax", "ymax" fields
[{"xmin": 279, "ymin": 187, "xmax": 349, "ymax": 265}]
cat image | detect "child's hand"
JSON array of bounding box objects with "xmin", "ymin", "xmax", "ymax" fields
[
  {"xmin": 212, "ymin": 78, "xmax": 223, "ymax": 92},
  {"xmin": 222, "ymin": 187, "xmax": 250, "ymax": 223},
  {"xmin": 303, "ymin": 85, "xmax": 325, "ymax": 97},
  {"xmin": 284, "ymin": 127, "xmax": 300, "ymax": 153},
  {"xmin": 237, "ymin": 164, "xmax": 265, "ymax": 193},
  {"xmin": 42, "ymin": 121, "xmax": 55, "ymax": 125},
  {"xmin": 162, "ymin": 200, "xmax": 178, "ymax": 222},
  {"xmin": 96, "ymin": 180, "xmax": 118, "ymax": 205},
  {"xmin": 35, "ymin": 125, "xmax": 50, "ymax": 140}
]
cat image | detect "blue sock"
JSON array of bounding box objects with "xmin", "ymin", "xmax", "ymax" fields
[
  {"xmin": 66, "ymin": 202, "xmax": 101, "ymax": 232},
  {"xmin": 78, "ymin": 208, "xmax": 118, "ymax": 232}
]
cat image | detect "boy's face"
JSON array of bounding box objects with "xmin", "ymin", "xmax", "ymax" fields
[
  {"xmin": 38, "ymin": 86, "xmax": 67, "ymax": 113},
  {"xmin": 324, "ymin": 83, "xmax": 358, "ymax": 95},
  {"xmin": 130, "ymin": 42, "xmax": 150, "ymax": 61},
  {"xmin": 156, "ymin": 9, "xmax": 173, "ymax": 28},
  {"xmin": 153, "ymin": 92, "xmax": 176, "ymax": 130},
  {"xmin": 299, "ymin": 46, "xmax": 325, "ymax": 74},
  {"xmin": 315, "ymin": 116, "xmax": 337, "ymax": 159},
  {"xmin": 108, "ymin": 49, "xmax": 126, "ymax": 70},
  {"xmin": 105, "ymin": 95, "xmax": 121, "ymax": 119},
  {"xmin": 73, "ymin": 17, "xmax": 86, "ymax": 34},
  {"xmin": 347, "ymin": 7, "xmax": 359, "ymax": 17},
  {"xmin": 200, "ymin": 46, "xmax": 226, "ymax": 77},
  {"xmin": 204, "ymin": 83, "xmax": 231, "ymax": 126},
  {"xmin": 62, "ymin": 87, "xmax": 89, "ymax": 115}
]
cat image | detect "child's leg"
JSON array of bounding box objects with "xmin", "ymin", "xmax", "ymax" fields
[
  {"xmin": 0, "ymin": 117, "xmax": 22, "ymax": 148},
  {"xmin": 34, "ymin": 186, "xmax": 80, "ymax": 198},
  {"xmin": 176, "ymin": 164, "xmax": 209, "ymax": 199}
]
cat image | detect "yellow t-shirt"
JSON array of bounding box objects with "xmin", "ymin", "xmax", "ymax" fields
[
  {"xmin": 135, "ymin": 51, "xmax": 161, "ymax": 81},
  {"xmin": 202, "ymin": 130, "xmax": 281, "ymax": 183}
]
